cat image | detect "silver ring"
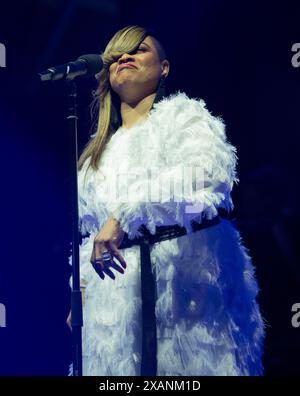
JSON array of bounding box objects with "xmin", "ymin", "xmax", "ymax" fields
[{"xmin": 101, "ymin": 250, "xmax": 113, "ymax": 262}]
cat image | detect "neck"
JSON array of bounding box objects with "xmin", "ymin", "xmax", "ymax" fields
[{"xmin": 120, "ymin": 92, "xmax": 156, "ymax": 129}]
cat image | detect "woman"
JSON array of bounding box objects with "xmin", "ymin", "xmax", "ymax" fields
[{"xmin": 67, "ymin": 25, "xmax": 265, "ymax": 376}]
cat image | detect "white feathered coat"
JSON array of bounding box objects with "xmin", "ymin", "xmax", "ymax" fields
[{"xmin": 69, "ymin": 91, "xmax": 265, "ymax": 376}]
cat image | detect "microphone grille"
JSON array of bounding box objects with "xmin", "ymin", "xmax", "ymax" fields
[{"xmin": 77, "ymin": 54, "xmax": 103, "ymax": 77}]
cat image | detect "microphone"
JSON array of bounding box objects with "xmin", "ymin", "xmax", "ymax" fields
[{"xmin": 38, "ymin": 54, "xmax": 103, "ymax": 82}]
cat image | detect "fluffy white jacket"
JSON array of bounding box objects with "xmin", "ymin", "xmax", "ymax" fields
[{"xmin": 69, "ymin": 91, "xmax": 265, "ymax": 376}]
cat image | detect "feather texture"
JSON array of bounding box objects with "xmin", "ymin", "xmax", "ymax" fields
[{"xmin": 68, "ymin": 91, "xmax": 265, "ymax": 375}]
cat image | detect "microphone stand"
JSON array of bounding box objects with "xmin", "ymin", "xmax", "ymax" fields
[
  {"xmin": 39, "ymin": 56, "xmax": 102, "ymax": 376},
  {"xmin": 67, "ymin": 79, "xmax": 83, "ymax": 376}
]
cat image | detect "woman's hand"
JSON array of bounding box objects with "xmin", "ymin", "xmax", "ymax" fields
[
  {"xmin": 90, "ymin": 216, "xmax": 127, "ymax": 280},
  {"xmin": 66, "ymin": 287, "xmax": 86, "ymax": 331}
]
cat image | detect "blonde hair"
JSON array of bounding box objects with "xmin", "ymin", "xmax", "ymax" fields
[{"xmin": 78, "ymin": 25, "xmax": 167, "ymax": 181}]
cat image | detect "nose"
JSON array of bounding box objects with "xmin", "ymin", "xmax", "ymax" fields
[{"xmin": 118, "ymin": 52, "xmax": 134, "ymax": 65}]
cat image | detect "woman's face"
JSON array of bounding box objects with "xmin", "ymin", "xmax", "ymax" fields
[{"xmin": 109, "ymin": 36, "xmax": 169, "ymax": 102}]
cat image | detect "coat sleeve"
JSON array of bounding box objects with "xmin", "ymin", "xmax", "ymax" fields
[{"xmin": 106, "ymin": 94, "xmax": 239, "ymax": 239}]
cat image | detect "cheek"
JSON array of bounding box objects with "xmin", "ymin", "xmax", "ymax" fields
[
  {"xmin": 144, "ymin": 54, "xmax": 160, "ymax": 66},
  {"xmin": 142, "ymin": 65, "xmax": 161, "ymax": 81},
  {"xmin": 143, "ymin": 58, "xmax": 161, "ymax": 75},
  {"xmin": 109, "ymin": 65, "xmax": 117, "ymax": 79},
  {"xmin": 108, "ymin": 71, "xmax": 116, "ymax": 86}
]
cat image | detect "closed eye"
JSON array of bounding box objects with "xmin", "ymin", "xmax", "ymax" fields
[{"xmin": 135, "ymin": 47, "xmax": 147, "ymax": 53}]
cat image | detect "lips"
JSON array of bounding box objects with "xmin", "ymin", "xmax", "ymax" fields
[{"xmin": 118, "ymin": 63, "xmax": 137, "ymax": 73}]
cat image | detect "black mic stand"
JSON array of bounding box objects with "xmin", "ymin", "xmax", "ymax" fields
[
  {"xmin": 38, "ymin": 55, "xmax": 103, "ymax": 377},
  {"xmin": 67, "ymin": 79, "xmax": 83, "ymax": 376}
]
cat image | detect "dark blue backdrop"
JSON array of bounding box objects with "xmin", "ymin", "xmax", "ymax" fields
[{"xmin": 0, "ymin": 0, "xmax": 299, "ymax": 375}]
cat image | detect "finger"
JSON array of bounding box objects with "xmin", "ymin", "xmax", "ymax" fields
[
  {"xmin": 109, "ymin": 260, "xmax": 125, "ymax": 274},
  {"xmin": 94, "ymin": 260, "xmax": 119, "ymax": 280},
  {"xmin": 90, "ymin": 244, "xmax": 98, "ymax": 266},
  {"xmin": 92, "ymin": 262, "xmax": 105, "ymax": 280},
  {"xmin": 101, "ymin": 265, "xmax": 116, "ymax": 280},
  {"xmin": 108, "ymin": 242, "xmax": 127, "ymax": 269},
  {"xmin": 91, "ymin": 247, "xmax": 105, "ymax": 273},
  {"xmin": 94, "ymin": 257, "xmax": 105, "ymax": 271}
]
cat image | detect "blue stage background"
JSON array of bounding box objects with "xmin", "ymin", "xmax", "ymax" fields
[{"xmin": 0, "ymin": 0, "xmax": 299, "ymax": 375}]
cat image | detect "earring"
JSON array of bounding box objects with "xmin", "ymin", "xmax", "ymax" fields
[
  {"xmin": 153, "ymin": 75, "xmax": 167, "ymax": 105},
  {"xmin": 160, "ymin": 74, "xmax": 166, "ymax": 87}
]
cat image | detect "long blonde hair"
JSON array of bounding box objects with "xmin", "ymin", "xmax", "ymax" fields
[{"xmin": 77, "ymin": 25, "xmax": 167, "ymax": 180}]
